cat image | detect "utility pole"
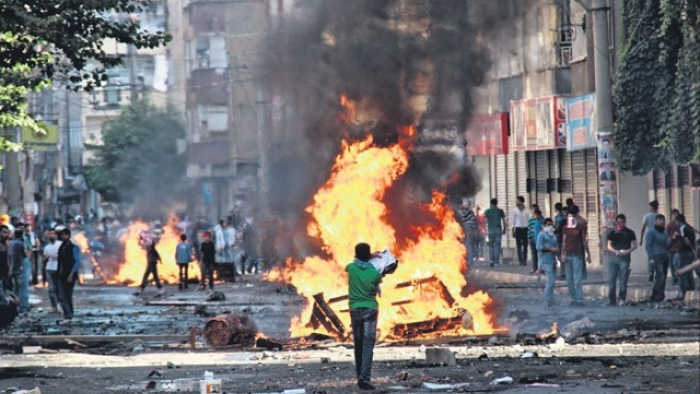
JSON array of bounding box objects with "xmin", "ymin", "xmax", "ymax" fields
[
  {"xmin": 590, "ymin": 0, "xmax": 614, "ymax": 136},
  {"xmin": 577, "ymin": 0, "xmax": 617, "ymax": 276},
  {"xmin": 4, "ymin": 127, "xmax": 22, "ymax": 213},
  {"xmin": 128, "ymin": 44, "xmax": 138, "ymax": 104}
]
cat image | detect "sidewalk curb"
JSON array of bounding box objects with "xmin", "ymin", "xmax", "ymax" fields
[{"xmin": 470, "ymin": 268, "xmax": 699, "ymax": 303}]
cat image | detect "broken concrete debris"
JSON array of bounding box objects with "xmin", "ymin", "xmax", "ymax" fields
[
  {"xmin": 206, "ymin": 291, "xmax": 226, "ymax": 302},
  {"xmin": 562, "ymin": 317, "xmax": 596, "ymax": 339},
  {"xmin": 425, "ymin": 347, "xmax": 457, "ymax": 366},
  {"xmin": 490, "ymin": 376, "xmax": 514, "ymax": 385}
]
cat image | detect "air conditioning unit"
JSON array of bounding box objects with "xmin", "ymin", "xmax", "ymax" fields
[
  {"xmin": 559, "ymin": 26, "xmax": 575, "ymax": 44},
  {"xmin": 559, "ymin": 46, "xmax": 572, "ymax": 66}
]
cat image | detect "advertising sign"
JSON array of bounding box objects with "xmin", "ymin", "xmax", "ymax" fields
[
  {"xmin": 464, "ymin": 113, "xmax": 509, "ymax": 156},
  {"xmin": 510, "ymin": 97, "xmax": 566, "ymax": 151},
  {"xmin": 565, "ymin": 94, "xmax": 597, "ymax": 151},
  {"xmin": 22, "ymin": 123, "xmax": 58, "ymax": 151}
]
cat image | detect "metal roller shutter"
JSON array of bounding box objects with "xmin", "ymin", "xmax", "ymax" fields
[
  {"xmin": 669, "ymin": 166, "xmax": 680, "ymax": 216},
  {"xmin": 654, "ymin": 170, "xmax": 668, "ymax": 216},
  {"xmin": 527, "ymin": 151, "xmax": 537, "ymax": 206},
  {"xmin": 506, "ymin": 152, "xmax": 518, "ymax": 248},
  {"xmin": 571, "ymin": 151, "xmax": 586, "ymax": 208},
  {"xmin": 549, "ymin": 149, "xmax": 562, "ymax": 208},
  {"xmin": 490, "ymin": 155, "xmax": 497, "ymax": 202},
  {"xmin": 560, "ymin": 151, "xmax": 573, "ymax": 202},
  {"xmin": 516, "ymin": 151, "xmax": 528, "ymax": 201},
  {"xmin": 680, "ymin": 166, "xmax": 693, "ymax": 224},
  {"xmin": 496, "ymin": 154, "xmax": 508, "ymax": 245},
  {"xmin": 536, "ymin": 150, "xmax": 549, "ymax": 216},
  {"xmin": 585, "ymin": 148, "xmax": 600, "ymax": 265}
]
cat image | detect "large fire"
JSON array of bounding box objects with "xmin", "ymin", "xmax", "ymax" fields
[
  {"xmin": 268, "ymin": 99, "xmax": 498, "ymax": 340},
  {"xmin": 107, "ymin": 219, "xmax": 201, "ymax": 285}
]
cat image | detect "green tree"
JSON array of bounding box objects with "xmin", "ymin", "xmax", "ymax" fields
[
  {"xmin": 670, "ymin": 0, "xmax": 700, "ymax": 163},
  {"xmin": 615, "ymin": 0, "xmax": 700, "ymax": 174},
  {"xmin": 0, "ymin": 0, "xmax": 170, "ymax": 150},
  {"xmin": 85, "ymin": 101, "xmax": 185, "ymax": 208}
]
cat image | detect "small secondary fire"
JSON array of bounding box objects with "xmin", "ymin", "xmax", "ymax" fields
[
  {"xmin": 108, "ymin": 218, "xmax": 201, "ymax": 285},
  {"xmin": 268, "ymin": 96, "xmax": 499, "ymax": 341}
]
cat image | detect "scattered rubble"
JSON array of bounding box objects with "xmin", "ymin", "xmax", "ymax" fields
[
  {"xmin": 201, "ymin": 313, "xmax": 257, "ymax": 347},
  {"xmin": 206, "ymin": 291, "xmax": 226, "ymax": 302},
  {"xmin": 425, "ymin": 348, "xmax": 456, "ymax": 366}
]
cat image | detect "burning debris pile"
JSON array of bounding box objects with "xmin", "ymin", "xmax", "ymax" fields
[
  {"xmin": 263, "ymin": 1, "xmax": 504, "ymax": 341},
  {"xmin": 100, "ymin": 218, "xmax": 201, "ymax": 286}
]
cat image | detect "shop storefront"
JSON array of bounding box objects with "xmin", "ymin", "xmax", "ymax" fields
[{"xmin": 467, "ymin": 94, "xmax": 604, "ymax": 265}]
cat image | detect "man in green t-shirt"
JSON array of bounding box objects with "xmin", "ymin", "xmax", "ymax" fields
[
  {"xmin": 484, "ymin": 198, "xmax": 506, "ymax": 267},
  {"xmin": 346, "ymin": 242, "xmax": 382, "ymax": 390}
]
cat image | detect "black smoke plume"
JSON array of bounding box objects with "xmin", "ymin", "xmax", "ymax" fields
[{"xmin": 263, "ymin": 0, "xmax": 519, "ymax": 249}]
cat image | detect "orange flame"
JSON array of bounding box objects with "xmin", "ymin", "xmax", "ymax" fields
[
  {"xmin": 107, "ymin": 218, "xmax": 201, "ymax": 286},
  {"xmin": 267, "ymin": 123, "xmax": 498, "ymax": 340}
]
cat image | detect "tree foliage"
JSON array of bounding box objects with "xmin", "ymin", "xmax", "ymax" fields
[
  {"xmin": 85, "ymin": 101, "xmax": 185, "ymax": 205},
  {"xmin": 0, "ymin": 0, "xmax": 170, "ymax": 149},
  {"xmin": 615, "ymin": 0, "xmax": 700, "ymax": 174}
]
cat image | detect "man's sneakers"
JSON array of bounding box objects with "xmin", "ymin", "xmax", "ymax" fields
[{"xmin": 358, "ymin": 381, "xmax": 376, "ymax": 390}]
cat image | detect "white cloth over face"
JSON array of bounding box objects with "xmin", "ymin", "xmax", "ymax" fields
[{"xmin": 370, "ymin": 249, "xmax": 399, "ymax": 275}]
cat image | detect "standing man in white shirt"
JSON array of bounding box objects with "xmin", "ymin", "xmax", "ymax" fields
[
  {"xmin": 512, "ymin": 196, "xmax": 530, "ymax": 266},
  {"xmin": 42, "ymin": 228, "xmax": 62, "ymax": 314}
]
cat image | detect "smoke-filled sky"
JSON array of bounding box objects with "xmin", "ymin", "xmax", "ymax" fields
[{"xmin": 264, "ymin": 0, "xmax": 525, "ymax": 225}]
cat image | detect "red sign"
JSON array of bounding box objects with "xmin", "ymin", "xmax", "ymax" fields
[
  {"xmin": 510, "ymin": 96, "xmax": 567, "ymax": 151},
  {"xmin": 464, "ymin": 113, "xmax": 509, "ymax": 156}
]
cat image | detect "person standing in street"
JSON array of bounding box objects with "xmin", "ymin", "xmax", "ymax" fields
[
  {"xmin": 527, "ymin": 209, "xmax": 544, "ymax": 275},
  {"xmin": 553, "ymin": 203, "xmax": 568, "ymax": 279},
  {"xmin": 8, "ymin": 230, "xmax": 29, "ymax": 313},
  {"xmin": 56, "ymin": 228, "xmax": 81, "ymax": 323},
  {"xmin": 42, "ymin": 228, "xmax": 62, "ymax": 313},
  {"xmin": 561, "ymin": 205, "xmax": 590, "ymax": 306},
  {"xmin": 458, "ymin": 199, "xmax": 477, "ymax": 266},
  {"xmin": 484, "ymin": 198, "xmax": 506, "ymax": 267},
  {"xmin": 606, "ymin": 214, "xmax": 638, "ymax": 306},
  {"xmin": 134, "ymin": 231, "xmax": 164, "ymax": 297},
  {"xmin": 20, "ymin": 224, "xmax": 40, "ymax": 286},
  {"xmin": 0, "ymin": 225, "xmax": 10, "ymax": 293},
  {"xmin": 200, "ymin": 231, "xmax": 216, "ymax": 290},
  {"xmin": 175, "ymin": 234, "xmax": 194, "ymax": 290},
  {"xmin": 644, "ymin": 214, "xmax": 671, "ymax": 302},
  {"xmin": 512, "ymin": 196, "xmax": 530, "ymax": 265},
  {"xmin": 346, "ymin": 242, "xmax": 382, "ymax": 391},
  {"xmin": 537, "ymin": 218, "xmax": 559, "ymax": 307},
  {"xmin": 666, "ymin": 209, "xmax": 683, "ymax": 285},
  {"xmin": 640, "ymin": 200, "xmax": 659, "ymax": 282},
  {"xmin": 674, "ymin": 214, "xmax": 697, "ymax": 300},
  {"xmin": 475, "ymin": 205, "xmax": 486, "ymax": 261}
]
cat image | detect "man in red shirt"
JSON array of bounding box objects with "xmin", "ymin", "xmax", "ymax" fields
[{"xmin": 561, "ymin": 205, "xmax": 591, "ymax": 306}]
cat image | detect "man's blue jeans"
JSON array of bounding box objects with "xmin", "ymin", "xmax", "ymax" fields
[
  {"xmin": 351, "ymin": 308, "xmax": 378, "ymax": 383},
  {"xmin": 488, "ymin": 230, "xmax": 502, "ymax": 264},
  {"xmin": 11, "ymin": 272, "xmax": 29, "ymax": 312},
  {"xmin": 564, "ymin": 254, "xmax": 584, "ymax": 303},
  {"xmin": 46, "ymin": 270, "xmax": 60, "ymax": 309},
  {"xmin": 540, "ymin": 262, "xmax": 556, "ymax": 304},
  {"xmin": 608, "ymin": 255, "xmax": 631, "ymax": 304}
]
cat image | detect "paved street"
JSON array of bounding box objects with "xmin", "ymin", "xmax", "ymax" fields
[{"xmin": 1, "ymin": 270, "xmax": 698, "ymax": 393}]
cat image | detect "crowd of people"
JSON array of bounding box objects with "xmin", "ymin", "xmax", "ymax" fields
[
  {"xmin": 459, "ymin": 198, "xmax": 700, "ymax": 307},
  {"xmin": 0, "ymin": 210, "xmax": 262, "ymax": 327},
  {"xmin": 0, "ymin": 215, "xmax": 81, "ymax": 326}
]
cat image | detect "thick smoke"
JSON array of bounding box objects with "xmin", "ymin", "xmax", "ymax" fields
[{"xmin": 263, "ymin": 0, "xmax": 518, "ymax": 247}]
